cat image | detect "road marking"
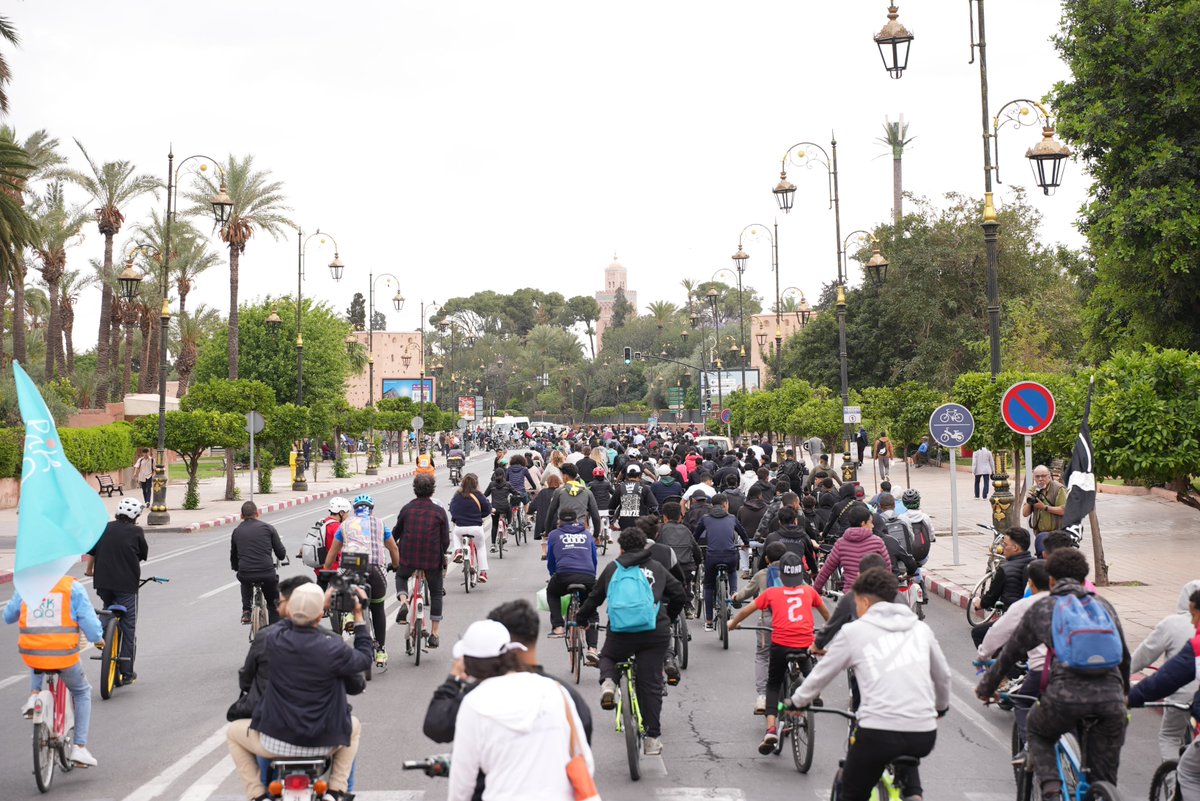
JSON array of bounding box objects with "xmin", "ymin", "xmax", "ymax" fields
[
  {"xmin": 120, "ymin": 723, "xmax": 229, "ymax": 801},
  {"xmin": 197, "ymin": 581, "xmax": 240, "ymax": 600},
  {"xmin": 178, "ymin": 755, "xmax": 233, "ymax": 801},
  {"xmin": 657, "ymin": 790, "xmax": 744, "ymax": 800},
  {"xmin": 0, "ymin": 673, "xmax": 26, "ymax": 690},
  {"xmin": 948, "ymin": 669, "xmax": 1010, "ymax": 749}
]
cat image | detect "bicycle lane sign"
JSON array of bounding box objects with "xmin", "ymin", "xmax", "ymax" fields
[{"xmin": 928, "ymin": 403, "xmax": 975, "ymax": 448}]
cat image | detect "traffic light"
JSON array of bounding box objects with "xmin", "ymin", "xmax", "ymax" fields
[{"xmin": 623, "ymin": 347, "xmax": 631, "ymax": 365}]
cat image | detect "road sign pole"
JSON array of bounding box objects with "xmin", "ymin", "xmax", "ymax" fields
[
  {"xmin": 249, "ymin": 426, "xmax": 255, "ymax": 505},
  {"xmin": 1024, "ymin": 434, "xmax": 1034, "ymax": 495},
  {"xmin": 949, "ymin": 446, "xmax": 960, "ymax": 566}
]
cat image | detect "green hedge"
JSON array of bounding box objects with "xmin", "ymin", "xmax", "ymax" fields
[{"xmin": 0, "ymin": 422, "xmax": 135, "ymax": 479}]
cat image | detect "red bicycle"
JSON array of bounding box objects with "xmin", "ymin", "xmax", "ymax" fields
[
  {"xmin": 405, "ymin": 570, "xmax": 431, "ymax": 666},
  {"xmin": 30, "ymin": 667, "xmax": 84, "ymax": 792}
]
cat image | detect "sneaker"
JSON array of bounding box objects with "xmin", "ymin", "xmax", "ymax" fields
[
  {"xmin": 704, "ymin": 621, "xmax": 714, "ymax": 632},
  {"xmin": 374, "ymin": 648, "xmax": 388, "ymax": 665},
  {"xmin": 478, "ymin": 571, "xmax": 488, "ymax": 583},
  {"xmin": 20, "ymin": 694, "xmax": 36, "ymax": 719},
  {"xmin": 549, "ymin": 628, "xmax": 566, "ymax": 638},
  {"xmin": 489, "ymin": 545, "xmax": 497, "ymax": 553},
  {"xmin": 664, "ymin": 659, "xmax": 681, "ymax": 686},
  {"xmin": 395, "ymin": 601, "xmax": 409, "ymax": 625},
  {"xmin": 740, "ymin": 569, "xmax": 751, "ymax": 580},
  {"xmin": 240, "ymin": 611, "xmax": 251, "ymax": 624},
  {"xmin": 534, "ymin": 532, "xmax": 543, "ymax": 540},
  {"xmin": 600, "ymin": 678, "xmax": 617, "ymax": 710},
  {"xmin": 70, "ymin": 745, "xmax": 98, "ymax": 767},
  {"xmin": 754, "ymin": 695, "xmax": 767, "ymax": 715},
  {"xmin": 427, "ymin": 634, "xmax": 440, "ymax": 649},
  {"xmin": 1010, "ymin": 748, "xmax": 1028, "ymax": 767},
  {"xmin": 118, "ymin": 671, "xmax": 137, "ymax": 686},
  {"xmin": 758, "ymin": 728, "xmax": 779, "ymax": 755},
  {"xmin": 585, "ymin": 649, "xmax": 600, "ymax": 667},
  {"xmin": 643, "ymin": 736, "xmax": 663, "ymax": 756},
  {"xmin": 452, "ymin": 551, "xmax": 463, "ymax": 563}
]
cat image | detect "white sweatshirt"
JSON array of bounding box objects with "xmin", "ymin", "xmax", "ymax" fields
[
  {"xmin": 978, "ymin": 590, "xmax": 1049, "ymax": 670},
  {"xmin": 792, "ymin": 601, "xmax": 951, "ymax": 731},
  {"xmin": 1130, "ymin": 579, "xmax": 1200, "ymax": 703},
  {"xmin": 449, "ymin": 671, "xmax": 593, "ymax": 801}
]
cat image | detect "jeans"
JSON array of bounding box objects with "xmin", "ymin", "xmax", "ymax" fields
[
  {"xmin": 238, "ymin": 573, "xmax": 281, "ymax": 624},
  {"xmin": 1012, "ymin": 669, "xmax": 1041, "ymax": 747},
  {"xmin": 975, "ymin": 474, "xmax": 992, "ymax": 498},
  {"xmin": 96, "ymin": 589, "xmax": 138, "ymax": 677},
  {"xmin": 702, "ymin": 554, "xmax": 739, "ymax": 622},
  {"xmin": 140, "ymin": 478, "xmax": 153, "ymax": 504},
  {"xmin": 1159, "ymin": 703, "xmax": 1193, "ymax": 762},
  {"xmin": 30, "ymin": 662, "xmax": 91, "ymax": 746},
  {"xmin": 548, "ymin": 572, "xmax": 598, "ymax": 648},
  {"xmin": 840, "ymin": 727, "xmax": 936, "ymax": 801},
  {"xmin": 228, "ymin": 717, "xmax": 359, "ymax": 799},
  {"xmin": 599, "ymin": 631, "xmax": 668, "ymax": 738}
]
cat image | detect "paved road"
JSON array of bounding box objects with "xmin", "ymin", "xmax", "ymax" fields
[{"xmin": 0, "ymin": 459, "xmax": 1171, "ymax": 801}]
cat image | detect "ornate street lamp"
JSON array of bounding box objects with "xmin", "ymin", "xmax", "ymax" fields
[
  {"xmin": 865, "ymin": 246, "xmax": 890, "ymax": 287},
  {"xmin": 265, "ymin": 306, "xmax": 283, "ymax": 336},
  {"xmin": 117, "ymin": 258, "xmax": 143, "ymax": 301},
  {"xmin": 874, "ymin": 5, "xmax": 914, "ymax": 79},
  {"xmin": 1026, "ymin": 126, "xmax": 1072, "ymax": 195}
]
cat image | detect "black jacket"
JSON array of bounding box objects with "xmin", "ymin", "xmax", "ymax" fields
[
  {"xmin": 682, "ymin": 497, "xmax": 712, "ymax": 533},
  {"xmin": 230, "ymin": 518, "xmax": 287, "ymax": 575},
  {"xmin": 764, "ymin": 525, "xmax": 818, "ymax": 575},
  {"xmin": 251, "ymin": 620, "xmax": 373, "ymax": 747},
  {"xmin": 577, "ymin": 548, "xmax": 686, "ymax": 636},
  {"xmin": 656, "ymin": 522, "xmax": 702, "ymax": 569},
  {"xmin": 737, "ymin": 498, "xmax": 769, "ymax": 540},
  {"xmin": 238, "ymin": 620, "xmax": 365, "ymax": 715},
  {"xmin": 609, "ymin": 480, "xmax": 658, "ymax": 529},
  {"xmin": 89, "ymin": 519, "xmax": 149, "ymax": 593},
  {"xmin": 980, "ymin": 550, "xmax": 1034, "ymax": 610}
]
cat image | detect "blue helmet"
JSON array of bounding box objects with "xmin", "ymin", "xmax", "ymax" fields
[{"xmin": 352, "ymin": 494, "xmax": 374, "ymax": 509}]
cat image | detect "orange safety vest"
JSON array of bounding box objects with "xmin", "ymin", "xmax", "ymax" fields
[
  {"xmin": 416, "ymin": 454, "xmax": 435, "ymax": 476},
  {"xmin": 18, "ymin": 576, "xmax": 81, "ymax": 671}
]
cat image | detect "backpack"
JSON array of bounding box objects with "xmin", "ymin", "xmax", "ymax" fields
[
  {"xmin": 882, "ymin": 518, "xmax": 910, "ymax": 572},
  {"xmin": 608, "ymin": 562, "xmax": 659, "ymax": 633},
  {"xmin": 1050, "ymin": 593, "xmax": 1123, "ymax": 673},
  {"xmin": 300, "ymin": 519, "xmax": 328, "ymax": 568},
  {"xmin": 908, "ymin": 520, "xmax": 932, "ymax": 562}
]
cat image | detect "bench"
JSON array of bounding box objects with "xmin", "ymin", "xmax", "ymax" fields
[{"xmin": 96, "ymin": 475, "xmax": 123, "ymax": 497}]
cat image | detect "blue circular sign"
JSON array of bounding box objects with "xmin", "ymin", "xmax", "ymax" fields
[
  {"xmin": 928, "ymin": 403, "xmax": 975, "ymax": 448},
  {"xmin": 720, "ymin": 409, "xmax": 732, "ymax": 424}
]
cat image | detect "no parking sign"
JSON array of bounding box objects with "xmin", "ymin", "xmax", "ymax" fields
[{"xmin": 1001, "ymin": 382, "xmax": 1056, "ymax": 435}]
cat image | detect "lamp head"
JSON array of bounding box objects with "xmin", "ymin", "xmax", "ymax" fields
[
  {"xmin": 773, "ymin": 173, "xmax": 797, "ymax": 213},
  {"xmin": 874, "ymin": 5, "xmax": 914, "ymax": 80},
  {"xmin": 328, "ymin": 254, "xmax": 344, "ymax": 282},
  {"xmin": 211, "ymin": 181, "xmax": 234, "ymax": 225},
  {"xmin": 1026, "ymin": 126, "xmax": 1071, "ymax": 195},
  {"xmin": 265, "ymin": 306, "xmax": 283, "ymax": 336},
  {"xmin": 117, "ymin": 258, "xmax": 143, "ymax": 302}
]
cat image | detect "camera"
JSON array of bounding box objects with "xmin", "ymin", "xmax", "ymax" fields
[{"xmin": 324, "ymin": 551, "xmax": 372, "ymax": 616}]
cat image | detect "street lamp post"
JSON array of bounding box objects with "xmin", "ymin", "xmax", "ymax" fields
[
  {"xmin": 875, "ymin": 0, "xmax": 1071, "ymax": 378},
  {"xmin": 706, "ymin": 289, "xmax": 724, "ymax": 431},
  {"xmin": 365, "ymin": 272, "xmax": 403, "ymax": 475},
  {"xmin": 146, "ymin": 150, "xmax": 232, "ymax": 526},
  {"xmin": 416, "ymin": 301, "xmax": 440, "ymax": 426},
  {"xmin": 733, "ymin": 222, "xmax": 779, "ymax": 387},
  {"xmin": 711, "ymin": 267, "xmax": 747, "ymax": 396}
]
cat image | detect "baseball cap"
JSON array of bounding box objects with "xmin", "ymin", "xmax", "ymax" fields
[
  {"xmin": 452, "ymin": 619, "xmax": 528, "ymax": 660},
  {"xmin": 288, "ymin": 583, "xmax": 326, "ymax": 625},
  {"xmin": 625, "ymin": 464, "xmax": 642, "ymax": 476},
  {"xmin": 777, "ymin": 552, "xmax": 808, "ymax": 587},
  {"xmin": 656, "ymin": 464, "xmax": 671, "ymax": 476}
]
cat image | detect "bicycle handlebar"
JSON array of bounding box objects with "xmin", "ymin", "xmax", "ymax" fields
[
  {"xmin": 1140, "ymin": 701, "xmax": 1192, "ymax": 711},
  {"xmin": 140, "ymin": 576, "xmax": 169, "ymax": 586}
]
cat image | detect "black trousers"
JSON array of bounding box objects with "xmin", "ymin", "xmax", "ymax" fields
[
  {"xmin": 841, "ymin": 727, "xmax": 937, "ymax": 801},
  {"xmin": 547, "ymin": 572, "xmax": 598, "ymax": 648},
  {"xmin": 396, "ymin": 565, "xmax": 445, "ymax": 621},
  {"xmin": 96, "ymin": 589, "xmax": 138, "ymax": 676},
  {"xmin": 971, "ymin": 619, "xmax": 994, "ymax": 648},
  {"xmin": 237, "ymin": 572, "xmax": 281, "ymax": 623},
  {"xmin": 599, "ymin": 630, "xmax": 669, "ymax": 738},
  {"xmin": 1027, "ymin": 698, "xmax": 1126, "ymax": 795},
  {"xmin": 766, "ymin": 644, "xmax": 813, "ymax": 714}
]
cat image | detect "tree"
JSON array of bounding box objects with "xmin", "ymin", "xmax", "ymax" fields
[
  {"xmin": 57, "ymin": 140, "xmax": 159, "ymax": 402},
  {"xmin": 132, "ymin": 210, "xmax": 219, "ymax": 318},
  {"xmin": 130, "ymin": 410, "xmax": 246, "ymax": 509},
  {"xmin": 1051, "ymin": 0, "xmax": 1200, "ymax": 356},
  {"xmin": 182, "ymin": 378, "xmax": 276, "ymax": 500},
  {"xmin": 185, "ymin": 154, "xmax": 294, "ymax": 381},
  {"xmin": 346, "ymin": 292, "xmax": 366, "ymax": 330},
  {"xmin": 645, "ymin": 300, "xmax": 678, "ymax": 331},
  {"xmin": 371, "ymin": 309, "xmax": 386, "ymax": 331},
  {"xmin": 265, "ymin": 402, "xmax": 309, "ymax": 459},
  {"xmin": 59, "ymin": 268, "xmax": 94, "ymax": 375},
  {"xmin": 565, "ymin": 295, "xmax": 601, "ymax": 359},
  {"xmin": 610, "ymin": 287, "xmax": 633, "ymax": 329},
  {"xmin": 28, "ymin": 182, "xmax": 88, "ymax": 380},
  {"xmin": 862, "ymin": 381, "xmax": 945, "ymax": 484},
  {"xmin": 173, "ymin": 304, "xmax": 219, "ymax": 397},
  {"xmin": 0, "ymin": 16, "xmax": 18, "ymax": 114},
  {"xmin": 878, "ymin": 116, "xmax": 914, "ymax": 225}
]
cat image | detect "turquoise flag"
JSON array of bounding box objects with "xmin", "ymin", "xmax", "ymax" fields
[{"xmin": 13, "ymin": 361, "xmax": 107, "ymax": 604}]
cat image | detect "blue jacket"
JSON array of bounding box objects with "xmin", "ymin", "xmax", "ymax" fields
[
  {"xmin": 506, "ymin": 466, "xmax": 536, "ymax": 496},
  {"xmin": 650, "ymin": 477, "xmax": 683, "ymax": 507},
  {"xmin": 1129, "ymin": 635, "xmax": 1200, "ymax": 720},
  {"xmin": 694, "ymin": 508, "xmax": 748, "ymax": 558},
  {"xmin": 448, "ymin": 490, "xmax": 492, "ymax": 527},
  {"xmin": 547, "ymin": 523, "xmax": 597, "ymax": 576}
]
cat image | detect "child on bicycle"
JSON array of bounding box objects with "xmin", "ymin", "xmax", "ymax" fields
[
  {"xmin": 484, "ymin": 468, "xmax": 520, "ymax": 554},
  {"xmin": 730, "ymin": 541, "xmax": 787, "ymax": 715},
  {"xmin": 729, "ymin": 551, "xmax": 829, "ymax": 754}
]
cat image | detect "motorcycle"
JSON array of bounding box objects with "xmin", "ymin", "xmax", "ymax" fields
[
  {"xmin": 265, "ymin": 757, "xmax": 332, "ymax": 801},
  {"xmin": 403, "ymin": 754, "xmax": 450, "ymax": 778},
  {"xmin": 447, "ymin": 456, "xmax": 464, "ymax": 487}
]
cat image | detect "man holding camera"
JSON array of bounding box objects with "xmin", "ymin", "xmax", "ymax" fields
[
  {"xmin": 323, "ymin": 494, "xmax": 399, "ymax": 666},
  {"xmin": 1022, "ymin": 465, "xmax": 1067, "ymax": 547}
]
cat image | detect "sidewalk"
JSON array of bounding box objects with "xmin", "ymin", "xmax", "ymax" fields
[
  {"xmin": 0, "ymin": 450, "xmax": 492, "ymax": 585},
  {"xmin": 861, "ymin": 459, "xmax": 1200, "ymax": 645}
]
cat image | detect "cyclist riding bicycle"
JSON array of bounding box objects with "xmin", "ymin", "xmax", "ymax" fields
[
  {"xmin": 5, "ymin": 574, "xmax": 104, "ymax": 766},
  {"xmin": 448, "ymin": 473, "xmax": 493, "ymax": 583},
  {"xmin": 609, "ymin": 464, "xmax": 659, "ymax": 532},
  {"xmin": 484, "ymin": 467, "xmax": 521, "ymax": 553},
  {"xmin": 545, "ymin": 463, "xmax": 603, "ymax": 537},
  {"xmin": 546, "ymin": 508, "xmax": 600, "ymax": 664},
  {"xmin": 311, "ymin": 497, "xmax": 353, "ymax": 580},
  {"xmin": 85, "ymin": 497, "xmax": 149, "ymax": 685},
  {"xmin": 732, "ymin": 541, "xmax": 788, "ymax": 714},
  {"xmin": 415, "ymin": 449, "xmax": 437, "ymax": 478},
  {"xmin": 695, "ymin": 492, "xmax": 750, "ymax": 632},
  {"xmin": 976, "ymin": 548, "xmax": 1130, "ymax": 801},
  {"xmin": 577, "ymin": 526, "xmax": 686, "ymax": 757},
  {"xmin": 323, "ymin": 494, "xmax": 400, "ymax": 664},
  {"xmin": 1130, "ymin": 579, "xmax": 1200, "ymax": 762},
  {"xmin": 231, "ymin": 501, "xmax": 288, "ymax": 626},
  {"xmin": 789, "ymin": 567, "xmax": 951, "ymax": 801},
  {"xmin": 394, "ymin": 474, "xmax": 451, "ymax": 649},
  {"xmin": 505, "ymin": 454, "xmax": 539, "ymax": 510}
]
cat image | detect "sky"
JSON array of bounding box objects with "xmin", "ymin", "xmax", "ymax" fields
[{"xmin": 7, "ymin": 1, "xmax": 1086, "ymax": 352}]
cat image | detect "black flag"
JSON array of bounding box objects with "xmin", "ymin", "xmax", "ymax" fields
[{"xmin": 1061, "ymin": 377, "xmax": 1096, "ymax": 530}]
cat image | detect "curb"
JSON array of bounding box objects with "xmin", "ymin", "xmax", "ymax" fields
[{"xmin": 924, "ymin": 568, "xmax": 974, "ymax": 610}]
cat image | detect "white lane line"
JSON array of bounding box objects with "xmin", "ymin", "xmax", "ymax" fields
[
  {"xmin": 178, "ymin": 754, "xmax": 234, "ymax": 801},
  {"xmin": 120, "ymin": 723, "xmax": 229, "ymax": 801},
  {"xmin": 197, "ymin": 581, "xmax": 240, "ymax": 601},
  {"xmin": 0, "ymin": 673, "xmax": 26, "ymax": 690},
  {"xmin": 657, "ymin": 790, "xmax": 746, "ymax": 800},
  {"xmin": 948, "ymin": 669, "xmax": 1010, "ymax": 749}
]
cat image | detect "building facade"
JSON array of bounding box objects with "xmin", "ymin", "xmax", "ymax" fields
[
  {"xmin": 594, "ymin": 254, "xmax": 637, "ymax": 351},
  {"xmin": 345, "ymin": 330, "xmax": 431, "ymax": 408}
]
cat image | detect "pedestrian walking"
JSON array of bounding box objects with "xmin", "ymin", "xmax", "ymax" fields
[
  {"xmin": 855, "ymin": 427, "xmax": 869, "ymax": 467},
  {"xmin": 873, "ymin": 432, "xmax": 894, "ymax": 481},
  {"xmin": 972, "ymin": 445, "xmax": 995, "ymax": 499},
  {"xmin": 133, "ymin": 448, "xmax": 154, "ymax": 504}
]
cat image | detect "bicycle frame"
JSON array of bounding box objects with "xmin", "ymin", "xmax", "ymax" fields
[{"xmin": 614, "ymin": 660, "xmax": 644, "ymax": 735}]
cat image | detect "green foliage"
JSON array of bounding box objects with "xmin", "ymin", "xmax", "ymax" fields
[
  {"xmin": 346, "ymin": 292, "xmax": 366, "ymax": 331},
  {"xmin": 590, "ymin": 406, "xmax": 618, "ymax": 418},
  {"xmin": 786, "ymin": 388, "xmax": 842, "ymax": 447},
  {"xmin": 193, "ymin": 298, "xmax": 357, "ymax": 408},
  {"xmin": 182, "ymin": 378, "xmax": 276, "ymax": 415},
  {"xmin": 0, "ymin": 373, "xmax": 77, "ymax": 427},
  {"xmin": 131, "ymin": 410, "xmax": 246, "ymax": 508},
  {"xmin": 610, "ymin": 287, "xmax": 633, "ymax": 329},
  {"xmin": 258, "ymin": 450, "xmax": 274, "ymax": 494},
  {"xmin": 58, "ymin": 422, "xmax": 135, "ymax": 475},
  {"xmin": 333, "ymin": 454, "xmax": 349, "ymax": 478},
  {"xmin": 266, "ymin": 402, "xmax": 309, "ymax": 450},
  {"xmin": 183, "ymin": 482, "xmax": 199, "ymax": 510},
  {"xmin": 44, "ymin": 377, "xmax": 76, "ymax": 408},
  {"xmin": 1051, "ymin": 0, "xmax": 1200, "ymax": 356},
  {"xmin": 0, "ymin": 426, "xmax": 20, "ymax": 477}
]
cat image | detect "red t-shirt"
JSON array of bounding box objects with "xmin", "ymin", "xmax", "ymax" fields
[{"xmin": 754, "ymin": 585, "xmax": 824, "ymax": 648}]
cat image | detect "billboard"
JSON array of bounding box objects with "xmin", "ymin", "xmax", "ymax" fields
[
  {"xmin": 457, "ymin": 395, "xmax": 477, "ymax": 421},
  {"xmin": 702, "ymin": 369, "xmax": 760, "ymax": 397},
  {"xmin": 381, "ymin": 378, "xmax": 435, "ymax": 403}
]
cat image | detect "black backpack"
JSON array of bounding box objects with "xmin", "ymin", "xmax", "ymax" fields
[{"xmin": 909, "ymin": 520, "xmax": 932, "ymax": 562}]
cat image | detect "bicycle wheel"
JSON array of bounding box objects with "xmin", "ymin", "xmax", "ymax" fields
[
  {"xmin": 497, "ymin": 520, "xmax": 506, "ymax": 560},
  {"xmin": 1011, "ymin": 716, "xmax": 1023, "ymax": 786},
  {"xmin": 830, "ymin": 766, "xmax": 844, "ymax": 801},
  {"xmin": 1149, "ymin": 759, "xmax": 1179, "ymax": 801},
  {"xmin": 677, "ymin": 616, "xmax": 689, "ymax": 670},
  {"xmin": 1058, "ymin": 734, "xmax": 1081, "ymax": 800},
  {"xmin": 413, "ymin": 597, "xmax": 425, "ymax": 667},
  {"xmin": 599, "ymin": 525, "xmax": 609, "ymax": 556},
  {"xmin": 791, "ymin": 700, "xmax": 815, "ymax": 773},
  {"xmin": 33, "ymin": 721, "xmax": 54, "ymax": 792},
  {"xmin": 1087, "ymin": 780, "xmax": 1124, "ymax": 801},
  {"xmin": 775, "ymin": 674, "xmax": 793, "ymax": 756},
  {"xmin": 967, "ymin": 574, "xmax": 994, "ymax": 626},
  {"xmin": 620, "ymin": 671, "xmax": 641, "ymax": 781},
  {"xmin": 99, "ymin": 616, "xmax": 121, "ymax": 700},
  {"xmin": 1016, "ymin": 762, "xmax": 1037, "ymax": 801},
  {"xmin": 463, "ymin": 554, "xmax": 472, "ymax": 594},
  {"xmin": 716, "ymin": 574, "xmax": 729, "ymax": 650}
]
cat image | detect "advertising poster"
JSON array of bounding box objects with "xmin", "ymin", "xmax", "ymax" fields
[
  {"xmin": 457, "ymin": 395, "xmax": 477, "ymax": 421},
  {"xmin": 381, "ymin": 378, "xmax": 435, "ymax": 403}
]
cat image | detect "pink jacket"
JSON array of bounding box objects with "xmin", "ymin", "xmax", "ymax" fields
[{"xmin": 814, "ymin": 526, "xmax": 892, "ymax": 594}]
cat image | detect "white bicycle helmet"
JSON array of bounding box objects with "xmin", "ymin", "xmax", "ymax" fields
[
  {"xmin": 116, "ymin": 498, "xmax": 145, "ymax": 520},
  {"xmin": 329, "ymin": 496, "xmax": 353, "ymax": 515}
]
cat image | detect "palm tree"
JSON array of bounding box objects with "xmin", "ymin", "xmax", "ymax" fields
[
  {"xmin": 646, "ymin": 300, "xmax": 678, "ymax": 331},
  {"xmin": 878, "ymin": 116, "xmax": 915, "ymax": 225},
  {"xmin": 173, "ymin": 304, "xmax": 218, "ymax": 397},
  {"xmin": 28, "ymin": 181, "xmax": 88, "ymax": 379},
  {"xmin": 120, "ymin": 295, "xmax": 138, "ymax": 398},
  {"xmin": 59, "ymin": 268, "xmax": 94, "ymax": 375},
  {"xmin": 58, "ymin": 141, "xmax": 159, "ymax": 403},
  {"xmin": 132, "ymin": 210, "xmax": 216, "ymax": 317},
  {"xmin": 0, "ymin": 15, "xmax": 20, "ymax": 115}
]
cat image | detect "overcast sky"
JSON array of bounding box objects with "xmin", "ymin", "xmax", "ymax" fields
[{"xmin": 9, "ymin": 1, "xmax": 1085, "ymax": 352}]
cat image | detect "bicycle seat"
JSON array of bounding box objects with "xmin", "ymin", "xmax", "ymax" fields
[
  {"xmin": 105, "ymin": 604, "xmax": 128, "ymax": 614},
  {"xmin": 460, "ymin": 531, "xmax": 475, "ymax": 538},
  {"xmin": 567, "ymin": 583, "xmax": 588, "ymax": 593},
  {"xmin": 892, "ymin": 756, "xmax": 921, "ymax": 767},
  {"xmin": 784, "ymin": 649, "xmax": 811, "ymax": 661}
]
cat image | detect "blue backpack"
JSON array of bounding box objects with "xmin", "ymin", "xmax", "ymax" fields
[
  {"xmin": 1051, "ymin": 593, "xmax": 1123, "ymax": 673},
  {"xmin": 608, "ymin": 562, "xmax": 659, "ymax": 633}
]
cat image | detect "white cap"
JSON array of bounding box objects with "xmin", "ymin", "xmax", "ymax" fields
[
  {"xmin": 288, "ymin": 583, "xmax": 325, "ymax": 625},
  {"xmin": 656, "ymin": 464, "xmax": 671, "ymax": 476},
  {"xmin": 451, "ymin": 619, "xmax": 528, "ymax": 659}
]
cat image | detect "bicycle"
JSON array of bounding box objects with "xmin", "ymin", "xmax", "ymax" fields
[
  {"xmin": 30, "ymin": 664, "xmax": 88, "ymax": 792},
  {"xmin": 495, "ymin": 512, "xmax": 508, "ymax": 560},
  {"xmin": 404, "ymin": 570, "xmax": 431, "ymax": 666},
  {"xmin": 1001, "ymin": 692, "xmax": 1126, "ymax": 801},
  {"xmin": 1138, "ymin": 700, "xmax": 1196, "ymax": 801},
  {"xmin": 671, "ymin": 612, "xmax": 690, "ymax": 671},
  {"xmin": 94, "ymin": 575, "xmax": 169, "ymax": 699},
  {"xmin": 967, "ymin": 524, "xmax": 1006, "ymax": 626},
  {"xmin": 713, "ymin": 563, "xmax": 732, "ymax": 650},
  {"xmin": 738, "ymin": 627, "xmax": 815, "ymax": 773},
  {"xmin": 689, "ymin": 563, "xmax": 704, "ymax": 620},
  {"xmin": 563, "ymin": 583, "xmax": 590, "ymax": 685},
  {"xmin": 248, "ymin": 558, "xmax": 289, "ymax": 642},
  {"xmin": 513, "ymin": 500, "xmax": 531, "ymax": 546},
  {"xmin": 614, "ymin": 653, "xmax": 646, "ymax": 780},
  {"xmin": 459, "ymin": 532, "xmax": 480, "ymax": 593},
  {"xmin": 807, "ymin": 706, "xmax": 920, "ymax": 800},
  {"xmin": 597, "ymin": 513, "xmax": 611, "ymax": 557}
]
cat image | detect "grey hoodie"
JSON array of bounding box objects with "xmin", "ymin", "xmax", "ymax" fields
[
  {"xmin": 1130, "ymin": 579, "xmax": 1200, "ymax": 703},
  {"xmin": 792, "ymin": 601, "xmax": 951, "ymax": 731}
]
